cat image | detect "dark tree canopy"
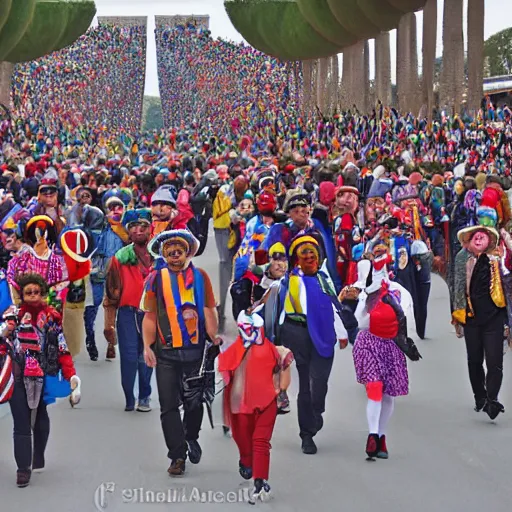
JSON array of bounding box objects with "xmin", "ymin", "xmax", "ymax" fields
[
  {"xmin": 142, "ymin": 96, "xmax": 164, "ymax": 132},
  {"xmin": 484, "ymin": 27, "xmax": 512, "ymax": 77}
]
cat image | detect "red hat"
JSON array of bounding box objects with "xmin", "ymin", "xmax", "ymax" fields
[
  {"xmin": 369, "ymin": 298, "xmax": 399, "ymax": 339},
  {"xmin": 283, "ymin": 164, "xmax": 296, "ymax": 174},
  {"xmin": 257, "ymin": 191, "xmax": 277, "ymax": 214},
  {"xmin": 481, "ymin": 187, "xmax": 501, "ymax": 209},
  {"xmin": 319, "ymin": 182, "xmax": 336, "ymax": 206},
  {"xmin": 409, "ymin": 172, "xmax": 423, "ymax": 186}
]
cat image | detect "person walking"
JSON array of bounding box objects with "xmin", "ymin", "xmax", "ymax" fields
[
  {"xmin": 103, "ymin": 209, "xmax": 154, "ymax": 412},
  {"xmin": 141, "ymin": 229, "xmax": 221, "ymax": 476}
]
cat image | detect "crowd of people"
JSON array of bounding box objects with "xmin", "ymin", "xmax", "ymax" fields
[
  {"xmin": 11, "ymin": 23, "xmax": 146, "ymax": 133},
  {"xmin": 155, "ymin": 23, "xmax": 298, "ymax": 132},
  {"xmin": 0, "ymin": 18, "xmax": 511, "ymax": 504}
]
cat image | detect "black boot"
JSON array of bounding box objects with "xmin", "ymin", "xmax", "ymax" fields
[
  {"xmin": 301, "ymin": 435, "xmax": 317, "ymax": 455},
  {"xmin": 187, "ymin": 440, "xmax": 202, "ymax": 464},
  {"xmin": 86, "ymin": 339, "xmax": 98, "ymax": 361},
  {"xmin": 485, "ymin": 400, "xmax": 505, "ymax": 420},
  {"xmin": 239, "ymin": 461, "xmax": 252, "ymax": 480},
  {"xmin": 474, "ymin": 398, "xmax": 487, "ymax": 412}
]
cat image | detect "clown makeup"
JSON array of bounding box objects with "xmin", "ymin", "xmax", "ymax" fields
[
  {"xmin": 289, "ymin": 205, "xmax": 310, "ymax": 229},
  {"xmin": 162, "ymin": 241, "xmax": 188, "ymax": 271},
  {"xmin": 107, "ymin": 203, "xmax": 124, "ymax": 222},
  {"xmin": 297, "ymin": 244, "xmax": 319, "ymax": 275},
  {"xmin": 1, "ymin": 230, "xmax": 17, "ymax": 252},
  {"xmin": 365, "ymin": 197, "xmax": 386, "ymax": 222},
  {"xmin": 151, "ymin": 201, "xmax": 176, "ymax": 221},
  {"xmin": 336, "ymin": 191, "xmax": 358, "ymax": 214},
  {"xmin": 237, "ymin": 199, "xmax": 255, "ymax": 219},
  {"xmin": 469, "ymin": 230, "xmax": 490, "ymax": 255}
]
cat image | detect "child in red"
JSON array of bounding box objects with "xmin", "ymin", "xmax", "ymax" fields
[{"xmin": 218, "ymin": 310, "xmax": 293, "ymax": 503}]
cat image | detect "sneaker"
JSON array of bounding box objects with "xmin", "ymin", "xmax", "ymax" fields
[
  {"xmin": 187, "ymin": 440, "xmax": 202, "ymax": 464},
  {"xmin": 125, "ymin": 404, "xmax": 135, "ymax": 412},
  {"xmin": 365, "ymin": 433, "xmax": 380, "ymax": 460},
  {"xmin": 301, "ymin": 435, "xmax": 317, "ymax": 455},
  {"xmin": 377, "ymin": 435, "xmax": 388, "ymax": 459},
  {"xmin": 222, "ymin": 425, "xmax": 232, "ymax": 438},
  {"xmin": 486, "ymin": 400, "xmax": 505, "ymax": 420},
  {"xmin": 168, "ymin": 458, "xmax": 186, "ymax": 477},
  {"xmin": 16, "ymin": 470, "xmax": 31, "ymax": 488},
  {"xmin": 277, "ymin": 390, "xmax": 290, "ymax": 414},
  {"xmin": 249, "ymin": 479, "xmax": 271, "ymax": 504},
  {"xmin": 136, "ymin": 398, "xmax": 151, "ymax": 412},
  {"xmin": 239, "ymin": 461, "xmax": 252, "ymax": 480},
  {"xmin": 69, "ymin": 375, "xmax": 81, "ymax": 408}
]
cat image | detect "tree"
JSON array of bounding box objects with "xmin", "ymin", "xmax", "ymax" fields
[
  {"xmin": 142, "ymin": 96, "xmax": 164, "ymax": 132},
  {"xmin": 484, "ymin": 27, "xmax": 512, "ymax": 77},
  {"xmin": 0, "ymin": 1, "xmax": 96, "ymax": 107}
]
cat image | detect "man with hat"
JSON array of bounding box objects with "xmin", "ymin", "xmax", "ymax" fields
[
  {"xmin": 453, "ymin": 220, "xmax": 509, "ymax": 420},
  {"xmin": 33, "ymin": 168, "xmax": 65, "ymax": 235},
  {"xmin": 103, "ymin": 209, "xmax": 154, "ymax": 412},
  {"xmin": 140, "ymin": 229, "xmax": 220, "ymax": 477},
  {"xmin": 150, "ymin": 184, "xmax": 186, "ymax": 237},
  {"xmin": 263, "ymin": 234, "xmax": 349, "ymax": 455}
]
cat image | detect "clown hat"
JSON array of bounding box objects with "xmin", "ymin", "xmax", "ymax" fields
[
  {"xmin": 148, "ymin": 229, "xmax": 200, "ymax": 260},
  {"xmin": 102, "ymin": 188, "xmax": 132, "ymax": 209},
  {"xmin": 122, "ymin": 209, "xmax": 152, "ymax": 230},
  {"xmin": 289, "ymin": 234, "xmax": 323, "ymax": 267},
  {"xmin": 25, "ymin": 215, "xmax": 57, "ymax": 247},
  {"xmin": 457, "ymin": 225, "xmax": 499, "ymax": 251}
]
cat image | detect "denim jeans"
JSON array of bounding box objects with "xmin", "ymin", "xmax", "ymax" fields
[
  {"xmin": 116, "ymin": 306, "xmax": 153, "ymax": 408},
  {"xmin": 84, "ymin": 281, "xmax": 105, "ymax": 352},
  {"xmin": 9, "ymin": 372, "xmax": 50, "ymax": 471}
]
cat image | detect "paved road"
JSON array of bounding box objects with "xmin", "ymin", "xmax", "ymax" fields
[{"xmin": 1, "ymin": 237, "xmax": 512, "ymax": 512}]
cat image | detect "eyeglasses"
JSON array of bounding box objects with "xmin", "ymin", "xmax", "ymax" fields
[
  {"xmin": 24, "ymin": 289, "xmax": 41, "ymax": 297},
  {"xmin": 80, "ymin": 193, "xmax": 92, "ymax": 199},
  {"xmin": 270, "ymin": 253, "xmax": 287, "ymax": 261}
]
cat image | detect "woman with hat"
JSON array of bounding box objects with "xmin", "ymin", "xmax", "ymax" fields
[
  {"xmin": 140, "ymin": 229, "xmax": 220, "ymax": 477},
  {"xmin": 453, "ymin": 221, "xmax": 509, "ymax": 420}
]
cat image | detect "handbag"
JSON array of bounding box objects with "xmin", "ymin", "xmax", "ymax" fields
[{"xmin": 43, "ymin": 371, "xmax": 71, "ymax": 405}]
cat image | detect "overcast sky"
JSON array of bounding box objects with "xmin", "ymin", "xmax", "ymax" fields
[{"xmin": 94, "ymin": 0, "xmax": 512, "ymax": 97}]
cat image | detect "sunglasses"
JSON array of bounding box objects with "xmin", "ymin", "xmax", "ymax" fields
[
  {"xmin": 270, "ymin": 253, "xmax": 287, "ymax": 261},
  {"xmin": 24, "ymin": 289, "xmax": 41, "ymax": 297},
  {"xmin": 108, "ymin": 203, "xmax": 123, "ymax": 211},
  {"xmin": 40, "ymin": 187, "xmax": 57, "ymax": 196}
]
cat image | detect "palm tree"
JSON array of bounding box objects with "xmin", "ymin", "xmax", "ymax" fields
[
  {"xmin": 440, "ymin": 0, "xmax": 464, "ymax": 114},
  {"xmin": 375, "ymin": 32, "xmax": 392, "ymax": 106},
  {"xmin": 467, "ymin": 0, "xmax": 485, "ymax": 114},
  {"xmin": 397, "ymin": 12, "xmax": 418, "ymax": 114},
  {"xmin": 422, "ymin": 0, "xmax": 437, "ymax": 119}
]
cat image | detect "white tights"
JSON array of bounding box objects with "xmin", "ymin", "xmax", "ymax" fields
[{"xmin": 366, "ymin": 394, "xmax": 395, "ymax": 435}]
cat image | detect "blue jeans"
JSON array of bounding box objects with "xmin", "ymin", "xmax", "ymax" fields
[
  {"xmin": 84, "ymin": 281, "xmax": 105, "ymax": 351},
  {"xmin": 116, "ymin": 306, "xmax": 153, "ymax": 408}
]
